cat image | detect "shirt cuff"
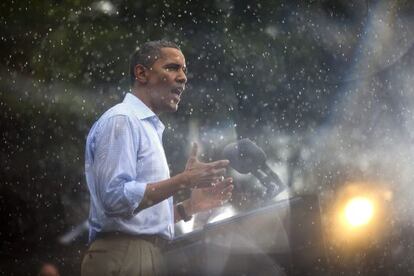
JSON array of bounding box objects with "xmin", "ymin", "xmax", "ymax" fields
[{"xmin": 123, "ymin": 181, "xmax": 148, "ymax": 216}]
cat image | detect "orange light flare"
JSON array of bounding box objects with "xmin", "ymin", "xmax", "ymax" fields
[{"xmin": 326, "ymin": 182, "xmax": 393, "ymax": 249}]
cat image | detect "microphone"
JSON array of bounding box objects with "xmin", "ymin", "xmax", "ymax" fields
[{"xmin": 223, "ymin": 139, "xmax": 285, "ymax": 199}]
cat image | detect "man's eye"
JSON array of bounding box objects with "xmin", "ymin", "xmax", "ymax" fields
[{"xmin": 166, "ymin": 66, "xmax": 178, "ymax": 71}]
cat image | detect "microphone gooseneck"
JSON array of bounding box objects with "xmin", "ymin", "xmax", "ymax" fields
[{"xmin": 223, "ymin": 138, "xmax": 285, "ymax": 199}]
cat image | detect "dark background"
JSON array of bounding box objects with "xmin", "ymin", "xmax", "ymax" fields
[{"xmin": 2, "ymin": 0, "xmax": 414, "ymax": 275}]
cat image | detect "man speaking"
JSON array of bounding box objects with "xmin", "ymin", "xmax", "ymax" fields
[{"xmin": 81, "ymin": 40, "xmax": 233, "ymax": 275}]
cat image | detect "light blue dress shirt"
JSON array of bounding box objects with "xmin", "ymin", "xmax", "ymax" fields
[{"xmin": 85, "ymin": 93, "xmax": 174, "ymax": 242}]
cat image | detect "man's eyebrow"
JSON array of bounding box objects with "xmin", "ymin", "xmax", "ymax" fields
[{"xmin": 164, "ymin": 63, "xmax": 187, "ymax": 72}]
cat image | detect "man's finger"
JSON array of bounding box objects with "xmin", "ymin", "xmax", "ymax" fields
[
  {"xmin": 208, "ymin": 159, "xmax": 229, "ymax": 169},
  {"xmin": 195, "ymin": 181, "xmax": 214, "ymax": 189},
  {"xmin": 213, "ymin": 177, "xmax": 232, "ymax": 188},
  {"xmin": 219, "ymin": 189, "xmax": 233, "ymax": 205},
  {"xmin": 212, "ymin": 177, "xmax": 233, "ymax": 194},
  {"xmin": 185, "ymin": 142, "xmax": 198, "ymax": 169},
  {"xmin": 211, "ymin": 168, "xmax": 226, "ymax": 178},
  {"xmin": 220, "ymin": 184, "xmax": 233, "ymax": 201},
  {"xmin": 224, "ymin": 176, "xmax": 233, "ymax": 183},
  {"xmin": 222, "ymin": 184, "xmax": 234, "ymax": 194},
  {"xmin": 189, "ymin": 142, "xmax": 198, "ymax": 159}
]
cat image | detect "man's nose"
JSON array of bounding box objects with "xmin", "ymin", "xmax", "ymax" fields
[{"xmin": 176, "ymin": 69, "xmax": 187, "ymax": 84}]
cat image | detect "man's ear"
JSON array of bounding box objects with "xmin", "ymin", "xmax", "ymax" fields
[{"xmin": 134, "ymin": 64, "xmax": 148, "ymax": 85}]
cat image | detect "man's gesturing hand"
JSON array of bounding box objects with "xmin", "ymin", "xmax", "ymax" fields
[
  {"xmin": 189, "ymin": 177, "xmax": 234, "ymax": 214},
  {"xmin": 182, "ymin": 142, "xmax": 229, "ymax": 188}
]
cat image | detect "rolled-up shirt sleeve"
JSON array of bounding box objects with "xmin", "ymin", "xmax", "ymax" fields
[{"xmin": 92, "ymin": 115, "xmax": 146, "ymax": 218}]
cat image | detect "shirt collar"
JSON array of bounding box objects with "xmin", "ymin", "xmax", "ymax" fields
[
  {"xmin": 123, "ymin": 92, "xmax": 165, "ymax": 134},
  {"xmin": 123, "ymin": 92, "xmax": 156, "ymax": 120}
]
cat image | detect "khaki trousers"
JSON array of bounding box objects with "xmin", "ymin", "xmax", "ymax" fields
[{"xmin": 81, "ymin": 235, "xmax": 166, "ymax": 276}]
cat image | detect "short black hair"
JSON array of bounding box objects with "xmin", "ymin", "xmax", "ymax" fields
[{"xmin": 129, "ymin": 40, "xmax": 181, "ymax": 86}]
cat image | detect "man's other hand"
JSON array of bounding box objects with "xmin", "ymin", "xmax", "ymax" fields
[
  {"xmin": 189, "ymin": 177, "xmax": 234, "ymax": 214},
  {"xmin": 182, "ymin": 142, "xmax": 229, "ymax": 188}
]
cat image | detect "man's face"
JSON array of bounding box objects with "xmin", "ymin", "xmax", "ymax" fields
[{"xmin": 145, "ymin": 47, "xmax": 187, "ymax": 113}]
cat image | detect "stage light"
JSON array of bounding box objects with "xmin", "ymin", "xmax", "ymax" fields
[
  {"xmin": 329, "ymin": 182, "xmax": 392, "ymax": 250},
  {"xmin": 344, "ymin": 196, "xmax": 374, "ymax": 228}
]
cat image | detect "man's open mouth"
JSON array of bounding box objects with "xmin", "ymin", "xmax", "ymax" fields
[{"xmin": 171, "ymin": 87, "xmax": 184, "ymax": 98}]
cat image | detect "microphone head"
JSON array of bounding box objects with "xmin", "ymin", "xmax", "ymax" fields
[{"xmin": 223, "ymin": 138, "xmax": 267, "ymax": 174}]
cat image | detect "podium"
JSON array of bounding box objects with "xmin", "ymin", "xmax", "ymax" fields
[{"xmin": 164, "ymin": 195, "xmax": 327, "ymax": 275}]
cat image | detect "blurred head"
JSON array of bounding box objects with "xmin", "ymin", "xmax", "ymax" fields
[
  {"xmin": 38, "ymin": 263, "xmax": 59, "ymax": 276},
  {"xmin": 130, "ymin": 40, "xmax": 187, "ymax": 114}
]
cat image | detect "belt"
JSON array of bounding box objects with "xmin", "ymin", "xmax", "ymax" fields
[{"xmin": 95, "ymin": 232, "xmax": 169, "ymax": 249}]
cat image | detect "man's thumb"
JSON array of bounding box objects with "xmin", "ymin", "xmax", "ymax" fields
[{"xmin": 189, "ymin": 142, "xmax": 198, "ymax": 159}]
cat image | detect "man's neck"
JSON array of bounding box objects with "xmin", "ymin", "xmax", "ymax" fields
[{"xmin": 131, "ymin": 87, "xmax": 158, "ymax": 115}]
